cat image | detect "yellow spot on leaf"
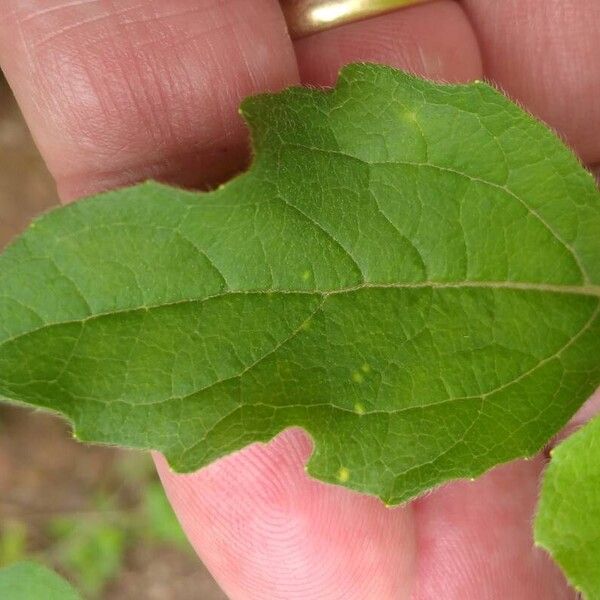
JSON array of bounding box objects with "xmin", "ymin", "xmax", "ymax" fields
[
  {"xmin": 354, "ymin": 403, "xmax": 365, "ymax": 415},
  {"xmin": 352, "ymin": 372, "xmax": 364, "ymax": 384},
  {"xmin": 337, "ymin": 467, "xmax": 350, "ymax": 483},
  {"xmin": 302, "ymin": 270, "xmax": 311, "ymax": 281},
  {"xmin": 361, "ymin": 363, "xmax": 371, "ymax": 373}
]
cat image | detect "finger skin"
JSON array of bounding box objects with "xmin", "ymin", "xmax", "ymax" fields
[
  {"xmin": 156, "ymin": 431, "xmax": 417, "ymax": 600},
  {"xmin": 158, "ymin": 432, "xmax": 574, "ymax": 600},
  {"xmin": 462, "ymin": 0, "xmax": 600, "ymax": 164},
  {"xmin": 413, "ymin": 458, "xmax": 575, "ymax": 600},
  {"xmin": 0, "ymin": 0, "xmax": 298, "ymax": 199},
  {"xmin": 0, "ymin": 1, "xmax": 590, "ymax": 598}
]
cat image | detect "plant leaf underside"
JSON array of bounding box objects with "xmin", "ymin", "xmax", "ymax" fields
[{"xmin": 0, "ymin": 64, "xmax": 598, "ymax": 505}]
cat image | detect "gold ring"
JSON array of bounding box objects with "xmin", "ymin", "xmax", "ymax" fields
[{"xmin": 281, "ymin": 0, "xmax": 431, "ymax": 39}]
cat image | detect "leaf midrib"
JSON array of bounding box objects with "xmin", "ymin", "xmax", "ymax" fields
[
  {"xmin": 93, "ymin": 296, "xmax": 600, "ymax": 412},
  {"xmin": 1, "ymin": 279, "xmax": 598, "ymax": 350}
]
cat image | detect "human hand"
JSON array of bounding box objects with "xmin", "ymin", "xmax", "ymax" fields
[{"xmin": 1, "ymin": 1, "xmax": 598, "ymax": 597}]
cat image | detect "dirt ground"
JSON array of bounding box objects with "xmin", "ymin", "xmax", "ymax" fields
[{"xmin": 0, "ymin": 76, "xmax": 226, "ymax": 599}]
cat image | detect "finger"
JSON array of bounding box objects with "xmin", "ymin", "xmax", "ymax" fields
[
  {"xmin": 576, "ymin": 386, "xmax": 600, "ymax": 424},
  {"xmin": 156, "ymin": 430, "xmax": 416, "ymax": 599},
  {"xmin": 413, "ymin": 458, "xmax": 575, "ymax": 599},
  {"xmin": 0, "ymin": 0, "xmax": 298, "ymax": 199},
  {"xmin": 294, "ymin": 0, "xmax": 482, "ymax": 85},
  {"xmin": 462, "ymin": 0, "xmax": 600, "ymax": 164}
]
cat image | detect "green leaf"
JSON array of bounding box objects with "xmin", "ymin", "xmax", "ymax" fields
[
  {"xmin": 0, "ymin": 562, "xmax": 81, "ymax": 600},
  {"xmin": 0, "ymin": 64, "xmax": 599, "ymax": 504},
  {"xmin": 535, "ymin": 415, "xmax": 600, "ymax": 599}
]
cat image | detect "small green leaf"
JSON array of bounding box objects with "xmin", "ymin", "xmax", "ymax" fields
[
  {"xmin": 0, "ymin": 562, "xmax": 81, "ymax": 600},
  {"xmin": 535, "ymin": 415, "xmax": 600, "ymax": 599},
  {"xmin": 0, "ymin": 64, "xmax": 599, "ymax": 504}
]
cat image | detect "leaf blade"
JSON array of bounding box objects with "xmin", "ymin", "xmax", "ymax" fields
[
  {"xmin": 535, "ymin": 414, "xmax": 600, "ymax": 599},
  {"xmin": 0, "ymin": 64, "xmax": 599, "ymax": 504}
]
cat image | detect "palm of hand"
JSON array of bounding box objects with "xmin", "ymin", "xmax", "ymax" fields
[{"xmin": 1, "ymin": 1, "xmax": 599, "ymax": 597}]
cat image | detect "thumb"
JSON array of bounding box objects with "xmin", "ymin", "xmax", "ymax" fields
[{"xmin": 155, "ymin": 429, "xmax": 415, "ymax": 600}]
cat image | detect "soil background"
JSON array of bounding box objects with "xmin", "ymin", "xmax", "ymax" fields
[{"xmin": 0, "ymin": 75, "xmax": 226, "ymax": 600}]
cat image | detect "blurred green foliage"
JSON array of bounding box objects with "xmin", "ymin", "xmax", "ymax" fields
[
  {"xmin": 0, "ymin": 453, "xmax": 191, "ymax": 598},
  {"xmin": 47, "ymin": 509, "xmax": 126, "ymax": 597},
  {"xmin": 0, "ymin": 561, "xmax": 81, "ymax": 600},
  {"xmin": 141, "ymin": 481, "xmax": 189, "ymax": 550},
  {"xmin": 0, "ymin": 521, "xmax": 28, "ymax": 566}
]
